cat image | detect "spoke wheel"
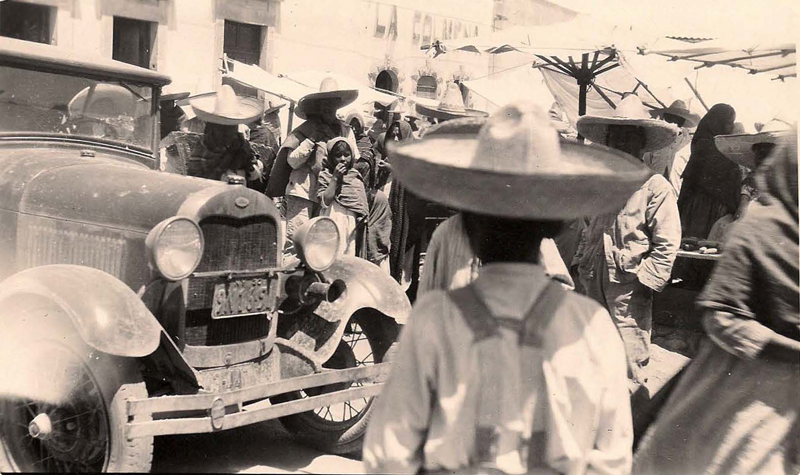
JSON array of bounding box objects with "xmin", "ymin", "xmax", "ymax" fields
[
  {"xmin": 2, "ymin": 344, "xmax": 109, "ymax": 473},
  {"xmin": 274, "ymin": 312, "xmax": 398, "ymax": 455},
  {"xmin": 0, "ymin": 305, "xmax": 154, "ymax": 474}
]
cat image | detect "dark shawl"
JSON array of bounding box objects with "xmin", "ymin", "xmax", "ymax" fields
[
  {"xmin": 384, "ymin": 120, "xmax": 424, "ymax": 282},
  {"xmin": 697, "ymin": 133, "xmax": 799, "ymax": 340},
  {"xmin": 359, "ymin": 190, "xmax": 393, "ymax": 264},
  {"xmin": 265, "ymin": 117, "xmax": 350, "ymax": 197},
  {"xmin": 680, "ymin": 103, "xmax": 742, "ymax": 213}
]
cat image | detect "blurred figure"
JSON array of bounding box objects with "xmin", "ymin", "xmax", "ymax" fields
[
  {"xmin": 364, "ymin": 102, "xmax": 646, "ymax": 474},
  {"xmin": 677, "ymin": 104, "xmax": 741, "ymax": 239},
  {"xmin": 575, "ymin": 95, "xmax": 681, "ymax": 393},
  {"xmin": 633, "ymin": 132, "xmax": 799, "ymax": 475},
  {"xmin": 644, "ymin": 100, "xmax": 700, "ymax": 194}
]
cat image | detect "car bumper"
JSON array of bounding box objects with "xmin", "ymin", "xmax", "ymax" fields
[{"xmin": 125, "ymin": 363, "xmax": 390, "ymax": 439}]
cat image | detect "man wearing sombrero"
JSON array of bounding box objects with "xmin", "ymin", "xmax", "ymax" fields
[
  {"xmin": 643, "ymin": 99, "xmax": 700, "ymax": 194},
  {"xmin": 574, "ymin": 94, "xmax": 682, "ymax": 394},
  {"xmin": 715, "ymin": 117, "xmax": 795, "ymax": 221},
  {"xmin": 265, "ymin": 78, "xmax": 360, "ymax": 241},
  {"xmin": 186, "ymin": 84, "xmax": 267, "ymax": 186},
  {"xmin": 364, "ymin": 102, "xmax": 648, "ymax": 473}
]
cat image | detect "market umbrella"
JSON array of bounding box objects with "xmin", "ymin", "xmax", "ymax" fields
[
  {"xmin": 641, "ymin": 37, "xmax": 796, "ymax": 81},
  {"xmin": 425, "ymin": 15, "xmax": 671, "ymax": 129}
]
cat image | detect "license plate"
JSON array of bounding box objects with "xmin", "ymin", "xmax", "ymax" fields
[{"xmin": 211, "ymin": 278, "xmax": 271, "ymax": 319}]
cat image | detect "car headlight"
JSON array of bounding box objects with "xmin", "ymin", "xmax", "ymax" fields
[
  {"xmin": 293, "ymin": 217, "xmax": 341, "ymax": 271},
  {"xmin": 146, "ymin": 217, "xmax": 204, "ymax": 280}
]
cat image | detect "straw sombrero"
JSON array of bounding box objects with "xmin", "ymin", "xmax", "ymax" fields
[
  {"xmin": 189, "ymin": 85, "xmax": 264, "ymax": 125},
  {"xmin": 576, "ymin": 95, "xmax": 680, "ymax": 152},
  {"xmin": 415, "ymin": 82, "xmax": 488, "ymax": 121},
  {"xmin": 389, "ymin": 102, "xmax": 652, "ymax": 220},
  {"xmin": 649, "ymin": 100, "xmax": 701, "ymax": 128},
  {"xmin": 385, "ymin": 98, "xmax": 407, "ymax": 114},
  {"xmin": 295, "ymin": 77, "xmax": 358, "ymax": 120},
  {"xmin": 715, "ymin": 118, "xmax": 795, "ymax": 170}
]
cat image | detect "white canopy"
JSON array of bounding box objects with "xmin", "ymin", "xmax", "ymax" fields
[{"xmin": 643, "ymin": 37, "xmax": 796, "ymax": 81}]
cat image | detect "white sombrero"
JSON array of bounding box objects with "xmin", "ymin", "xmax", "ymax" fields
[
  {"xmin": 389, "ymin": 102, "xmax": 652, "ymax": 220},
  {"xmin": 415, "ymin": 82, "xmax": 488, "ymax": 121},
  {"xmin": 68, "ymin": 84, "xmax": 138, "ymax": 118},
  {"xmin": 649, "ymin": 99, "xmax": 701, "ymax": 128},
  {"xmin": 189, "ymin": 85, "xmax": 264, "ymax": 125},
  {"xmin": 295, "ymin": 77, "xmax": 358, "ymax": 120},
  {"xmin": 576, "ymin": 95, "xmax": 680, "ymax": 152},
  {"xmin": 715, "ymin": 118, "xmax": 795, "ymax": 170}
]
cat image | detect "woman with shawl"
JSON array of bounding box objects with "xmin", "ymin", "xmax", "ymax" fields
[
  {"xmin": 379, "ymin": 120, "xmax": 426, "ymax": 293},
  {"xmin": 354, "ymin": 154, "xmax": 393, "ymax": 271},
  {"xmin": 677, "ymin": 103, "xmax": 741, "ymax": 239},
  {"xmin": 633, "ymin": 133, "xmax": 800, "ymax": 475}
]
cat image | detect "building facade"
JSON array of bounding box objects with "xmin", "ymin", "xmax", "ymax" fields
[{"xmin": 1, "ymin": 0, "xmax": 498, "ymax": 102}]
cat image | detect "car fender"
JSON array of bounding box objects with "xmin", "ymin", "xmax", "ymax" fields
[
  {"xmin": 0, "ymin": 264, "xmax": 161, "ymax": 357},
  {"xmin": 319, "ymin": 256, "xmax": 411, "ymax": 326}
]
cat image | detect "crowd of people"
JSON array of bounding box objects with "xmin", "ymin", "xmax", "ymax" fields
[{"xmin": 157, "ymin": 76, "xmax": 798, "ymax": 475}]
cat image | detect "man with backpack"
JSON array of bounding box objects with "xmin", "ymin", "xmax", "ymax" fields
[{"xmin": 363, "ymin": 102, "xmax": 652, "ymax": 474}]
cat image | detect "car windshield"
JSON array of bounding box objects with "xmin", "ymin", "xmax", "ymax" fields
[{"xmin": 0, "ymin": 65, "xmax": 155, "ymax": 150}]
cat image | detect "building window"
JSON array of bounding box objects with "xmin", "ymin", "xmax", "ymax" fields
[
  {"xmin": 223, "ymin": 20, "xmax": 263, "ymax": 97},
  {"xmin": 416, "ymin": 76, "xmax": 437, "ymax": 99},
  {"xmin": 375, "ymin": 70, "xmax": 398, "ymax": 92},
  {"xmin": 0, "ymin": 1, "xmax": 54, "ymax": 44},
  {"xmin": 113, "ymin": 17, "xmax": 156, "ymax": 69}
]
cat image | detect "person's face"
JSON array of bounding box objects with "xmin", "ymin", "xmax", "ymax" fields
[
  {"xmin": 388, "ymin": 124, "xmax": 401, "ymax": 140},
  {"xmin": 606, "ymin": 125, "xmax": 647, "ymax": 159},
  {"xmin": 317, "ymin": 100, "xmax": 339, "ymax": 124},
  {"xmin": 332, "ymin": 146, "xmax": 353, "ymax": 168},
  {"xmin": 663, "ymin": 113, "xmax": 686, "ymax": 128}
]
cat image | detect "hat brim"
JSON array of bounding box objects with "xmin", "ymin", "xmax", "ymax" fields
[
  {"xmin": 160, "ymin": 92, "xmax": 190, "ymax": 103},
  {"xmin": 264, "ymin": 103, "xmax": 286, "ymax": 115},
  {"xmin": 576, "ymin": 116, "xmax": 679, "ymax": 152},
  {"xmin": 189, "ymin": 95, "xmax": 264, "ymax": 125},
  {"xmin": 388, "ymin": 134, "xmax": 652, "ymax": 220},
  {"xmin": 415, "ymin": 103, "xmax": 488, "ymax": 121},
  {"xmin": 295, "ymin": 90, "xmax": 358, "ymax": 120},
  {"xmin": 648, "ymin": 108, "xmax": 701, "ymax": 128},
  {"xmin": 714, "ymin": 131, "xmax": 790, "ymax": 169}
]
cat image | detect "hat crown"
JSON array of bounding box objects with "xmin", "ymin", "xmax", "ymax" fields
[
  {"xmin": 614, "ymin": 95, "xmax": 651, "ymax": 120},
  {"xmin": 319, "ymin": 77, "xmax": 340, "ymax": 93},
  {"xmin": 438, "ymin": 83, "xmax": 467, "ymax": 113},
  {"xmin": 668, "ymin": 99, "xmax": 689, "ymax": 111},
  {"xmin": 214, "ymin": 85, "xmax": 241, "ymax": 116},
  {"xmin": 473, "ymin": 102, "xmax": 561, "ymax": 174}
]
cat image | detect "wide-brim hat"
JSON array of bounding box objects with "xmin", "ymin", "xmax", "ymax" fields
[
  {"xmin": 295, "ymin": 77, "xmax": 358, "ymax": 120},
  {"xmin": 576, "ymin": 95, "xmax": 680, "ymax": 152},
  {"xmin": 189, "ymin": 85, "xmax": 264, "ymax": 125},
  {"xmin": 389, "ymin": 102, "xmax": 652, "ymax": 220},
  {"xmin": 264, "ymin": 101, "xmax": 286, "ymax": 116},
  {"xmin": 714, "ymin": 118, "xmax": 795, "ymax": 169},
  {"xmin": 648, "ymin": 99, "xmax": 701, "ymax": 128},
  {"xmin": 415, "ymin": 82, "xmax": 487, "ymax": 121},
  {"xmin": 385, "ymin": 98, "xmax": 407, "ymax": 114},
  {"xmin": 68, "ymin": 84, "xmax": 137, "ymax": 118}
]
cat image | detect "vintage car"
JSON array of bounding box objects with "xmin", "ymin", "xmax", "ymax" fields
[{"xmin": 0, "ymin": 38, "xmax": 410, "ymax": 472}]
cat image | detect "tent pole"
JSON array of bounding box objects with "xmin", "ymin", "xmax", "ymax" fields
[
  {"xmin": 577, "ymin": 81, "xmax": 588, "ymax": 143},
  {"xmin": 287, "ymin": 101, "xmax": 295, "ymax": 134},
  {"xmin": 683, "ymin": 77, "xmax": 709, "ymax": 112}
]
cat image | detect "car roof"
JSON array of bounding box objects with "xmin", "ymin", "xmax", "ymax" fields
[{"xmin": 0, "ymin": 37, "xmax": 171, "ymax": 86}]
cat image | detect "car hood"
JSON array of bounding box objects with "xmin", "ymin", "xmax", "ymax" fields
[{"xmin": 0, "ymin": 146, "xmax": 228, "ymax": 233}]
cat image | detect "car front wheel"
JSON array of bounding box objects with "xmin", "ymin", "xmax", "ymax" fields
[
  {"xmin": 273, "ymin": 310, "xmax": 398, "ymax": 455},
  {"xmin": 0, "ymin": 326, "xmax": 153, "ymax": 473}
]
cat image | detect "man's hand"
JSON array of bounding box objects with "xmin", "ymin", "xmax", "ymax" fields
[{"xmin": 377, "ymin": 158, "xmax": 393, "ymax": 173}]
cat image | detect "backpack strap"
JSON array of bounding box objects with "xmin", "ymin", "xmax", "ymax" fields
[{"xmin": 520, "ymin": 280, "xmax": 566, "ymax": 347}]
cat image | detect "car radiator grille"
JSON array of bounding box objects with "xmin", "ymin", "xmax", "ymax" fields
[
  {"xmin": 185, "ymin": 215, "xmax": 279, "ymax": 346},
  {"xmin": 184, "ymin": 310, "xmax": 271, "ymax": 346}
]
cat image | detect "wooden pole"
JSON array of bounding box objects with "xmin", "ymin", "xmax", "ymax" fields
[
  {"xmin": 287, "ymin": 102, "xmax": 295, "ymax": 135},
  {"xmin": 684, "ymin": 77, "xmax": 709, "ymax": 112}
]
